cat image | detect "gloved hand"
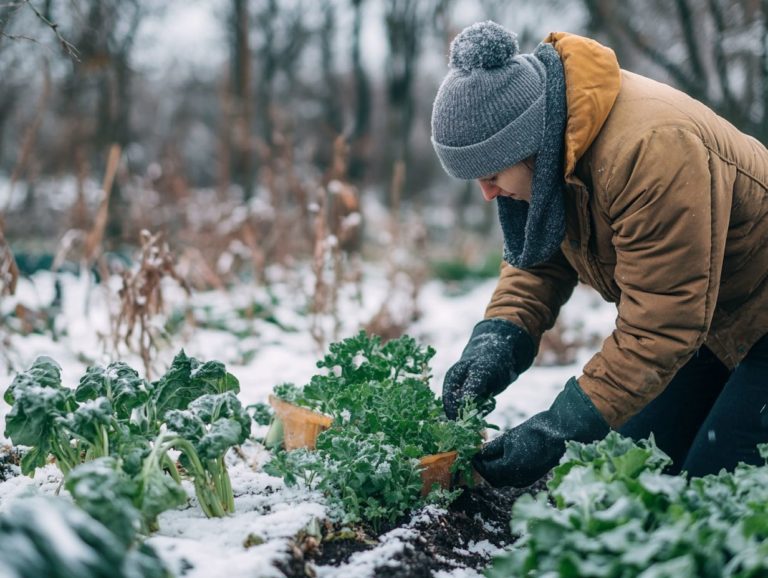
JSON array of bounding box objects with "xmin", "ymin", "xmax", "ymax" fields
[
  {"xmin": 442, "ymin": 319, "xmax": 534, "ymax": 420},
  {"xmin": 472, "ymin": 377, "xmax": 610, "ymax": 487}
]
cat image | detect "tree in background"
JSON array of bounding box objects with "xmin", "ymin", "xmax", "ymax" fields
[
  {"xmin": 383, "ymin": 0, "xmax": 431, "ymax": 200},
  {"xmin": 226, "ymin": 0, "xmax": 256, "ymax": 200},
  {"xmin": 582, "ymin": 0, "xmax": 768, "ymax": 143}
]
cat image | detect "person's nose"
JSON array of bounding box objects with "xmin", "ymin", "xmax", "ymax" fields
[{"xmin": 479, "ymin": 180, "xmax": 499, "ymax": 201}]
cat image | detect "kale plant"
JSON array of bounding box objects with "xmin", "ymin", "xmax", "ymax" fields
[
  {"xmin": 486, "ymin": 432, "xmax": 768, "ymax": 578},
  {"xmin": 267, "ymin": 332, "xmax": 490, "ymax": 526}
]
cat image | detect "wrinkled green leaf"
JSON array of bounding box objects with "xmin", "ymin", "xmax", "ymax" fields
[
  {"xmin": 4, "ymin": 356, "xmax": 62, "ymax": 405},
  {"xmin": 0, "ymin": 496, "xmax": 172, "ymax": 578},
  {"xmin": 75, "ymin": 363, "xmax": 149, "ymax": 421},
  {"xmin": 150, "ymin": 351, "xmax": 240, "ymax": 420},
  {"xmin": 65, "ymin": 457, "xmax": 141, "ymax": 546}
]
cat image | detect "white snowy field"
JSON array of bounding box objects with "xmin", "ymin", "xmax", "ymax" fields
[{"xmin": 0, "ymin": 267, "xmax": 615, "ymax": 578}]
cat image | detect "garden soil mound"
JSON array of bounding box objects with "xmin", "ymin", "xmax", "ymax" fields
[{"xmin": 277, "ymin": 479, "xmax": 548, "ymax": 578}]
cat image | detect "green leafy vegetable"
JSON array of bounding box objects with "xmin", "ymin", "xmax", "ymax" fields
[
  {"xmin": 4, "ymin": 352, "xmax": 249, "ymax": 526},
  {"xmin": 486, "ymin": 432, "xmax": 768, "ymax": 578},
  {"xmin": 247, "ymin": 402, "xmax": 273, "ymax": 426},
  {"xmin": 75, "ymin": 362, "xmax": 149, "ymax": 421},
  {"xmin": 268, "ymin": 332, "xmax": 490, "ymax": 526},
  {"xmin": 150, "ymin": 350, "xmax": 240, "ymax": 423},
  {"xmin": 159, "ymin": 392, "xmax": 251, "ymax": 517},
  {"xmin": 3, "ymin": 357, "xmax": 79, "ymax": 475},
  {"xmin": 0, "ymin": 496, "xmax": 172, "ymax": 578},
  {"xmin": 65, "ymin": 457, "xmax": 143, "ymax": 545}
]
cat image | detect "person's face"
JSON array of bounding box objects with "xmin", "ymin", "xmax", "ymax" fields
[{"xmin": 477, "ymin": 158, "xmax": 534, "ymax": 203}]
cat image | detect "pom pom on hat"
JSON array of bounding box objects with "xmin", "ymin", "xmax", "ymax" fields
[{"xmin": 449, "ymin": 21, "xmax": 519, "ymax": 72}]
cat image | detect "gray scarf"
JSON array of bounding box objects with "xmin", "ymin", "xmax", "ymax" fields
[{"xmin": 497, "ymin": 43, "xmax": 567, "ymax": 269}]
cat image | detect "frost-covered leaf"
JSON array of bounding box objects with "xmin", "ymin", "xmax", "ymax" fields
[
  {"xmin": 65, "ymin": 457, "xmax": 141, "ymax": 546},
  {"xmin": 150, "ymin": 350, "xmax": 239, "ymax": 420},
  {"xmin": 75, "ymin": 363, "xmax": 149, "ymax": 421}
]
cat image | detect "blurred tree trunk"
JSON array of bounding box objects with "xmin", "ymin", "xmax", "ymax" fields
[
  {"xmin": 255, "ymin": 0, "xmax": 277, "ymax": 149},
  {"xmin": 384, "ymin": 0, "xmax": 428, "ymax": 202},
  {"xmin": 320, "ymin": 0, "xmax": 342, "ymax": 137},
  {"xmin": 581, "ymin": 0, "xmax": 768, "ymax": 143},
  {"xmin": 228, "ymin": 0, "xmax": 256, "ymax": 200},
  {"xmin": 62, "ymin": 0, "xmax": 144, "ymax": 245},
  {"xmin": 348, "ymin": 0, "xmax": 371, "ymax": 182}
]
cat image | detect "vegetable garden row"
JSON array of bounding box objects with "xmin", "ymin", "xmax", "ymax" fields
[{"xmin": 2, "ymin": 331, "xmax": 768, "ymax": 577}]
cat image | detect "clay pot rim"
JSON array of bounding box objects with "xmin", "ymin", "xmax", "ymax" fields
[
  {"xmin": 419, "ymin": 450, "xmax": 458, "ymax": 466},
  {"xmin": 268, "ymin": 394, "xmax": 333, "ymax": 427},
  {"xmin": 268, "ymin": 397, "xmax": 463, "ymax": 466}
]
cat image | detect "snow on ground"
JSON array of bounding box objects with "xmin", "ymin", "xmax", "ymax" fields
[{"xmin": 0, "ymin": 267, "xmax": 615, "ymax": 577}]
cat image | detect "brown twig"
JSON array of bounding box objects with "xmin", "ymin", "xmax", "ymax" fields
[
  {"xmin": 23, "ymin": 0, "xmax": 78, "ymax": 60},
  {"xmin": 0, "ymin": 227, "xmax": 18, "ymax": 297},
  {"xmin": 112, "ymin": 230, "xmax": 191, "ymax": 379},
  {"xmin": 84, "ymin": 144, "xmax": 121, "ymax": 265}
]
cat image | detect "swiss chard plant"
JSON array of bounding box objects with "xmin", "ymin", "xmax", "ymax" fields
[
  {"xmin": 0, "ymin": 495, "xmax": 172, "ymax": 578},
  {"xmin": 158, "ymin": 392, "xmax": 251, "ymax": 517},
  {"xmin": 3, "ymin": 351, "xmax": 248, "ymax": 527},
  {"xmin": 486, "ymin": 432, "xmax": 768, "ymax": 578},
  {"xmin": 266, "ymin": 331, "xmax": 492, "ymax": 527}
]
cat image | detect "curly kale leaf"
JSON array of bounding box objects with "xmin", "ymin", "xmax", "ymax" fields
[{"xmin": 314, "ymin": 331, "xmax": 435, "ymax": 387}]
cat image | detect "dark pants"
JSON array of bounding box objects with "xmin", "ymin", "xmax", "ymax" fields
[{"xmin": 619, "ymin": 333, "xmax": 768, "ymax": 477}]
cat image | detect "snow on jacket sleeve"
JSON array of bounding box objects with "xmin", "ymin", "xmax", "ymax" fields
[{"xmin": 578, "ymin": 127, "xmax": 729, "ymax": 428}]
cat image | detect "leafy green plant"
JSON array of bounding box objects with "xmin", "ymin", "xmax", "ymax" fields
[
  {"xmin": 4, "ymin": 351, "xmax": 247, "ymax": 524},
  {"xmin": 149, "ymin": 350, "xmax": 240, "ymax": 428},
  {"xmin": 266, "ymin": 331, "xmax": 490, "ymax": 527},
  {"xmin": 159, "ymin": 392, "xmax": 251, "ymax": 517},
  {"xmin": 430, "ymin": 251, "xmax": 502, "ymax": 283},
  {"xmin": 0, "ymin": 496, "xmax": 172, "ymax": 578},
  {"xmin": 266, "ymin": 429, "xmax": 425, "ymax": 526},
  {"xmin": 3, "ymin": 357, "xmax": 80, "ymax": 475},
  {"xmin": 247, "ymin": 402, "xmax": 272, "ymax": 426},
  {"xmin": 486, "ymin": 432, "xmax": 768, "ymax": 578}
]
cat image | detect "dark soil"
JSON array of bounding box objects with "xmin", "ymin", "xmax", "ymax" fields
[
  {"xmin": 276, "ymin": 478, "xmax": 550, "ymax": 578},
  {"xmin": 0, "ymin": 445, "xmax": 21, "ymax": 482}
]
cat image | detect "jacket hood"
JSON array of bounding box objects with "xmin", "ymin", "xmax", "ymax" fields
[{"xmin": 544, "ymin": 32, "xmax": 621, "ymax": 182}]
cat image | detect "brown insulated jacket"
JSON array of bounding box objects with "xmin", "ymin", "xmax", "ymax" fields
[{"xmin": 485, "ymin": 32, "xmax": 768, "ymax": 428}]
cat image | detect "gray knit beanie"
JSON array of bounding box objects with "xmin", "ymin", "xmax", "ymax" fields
[{"xmin": 431, "ymin": 21, "xmax": 547, "ymax": 180}]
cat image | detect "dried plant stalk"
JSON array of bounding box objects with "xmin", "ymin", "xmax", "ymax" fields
[
  {"xmin": 112, "ymin": 230, "xmax": 191, "ymax": 378},
  {"xmin": 309, "ymin": 186, "xmax": 331, "ymax": 350},
  {"xmin": 364, "ymin": 161, "xmax": 426, "ymax": 341},
  {"xmin": 0, "ymin": 228, "xmax": 18, "ymax": 298},
  {"xmin": 84, "ymin": 144, "xmax": 121, "ymax": 264}
]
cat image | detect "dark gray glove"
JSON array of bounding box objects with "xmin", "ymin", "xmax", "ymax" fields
[
  {"xmin": 442, "ymin": 319, "xmax": 534, "ymax": 420},
  {"xmin": 472, "ymin": 377, "xmax": 610, "ymax": 487}
]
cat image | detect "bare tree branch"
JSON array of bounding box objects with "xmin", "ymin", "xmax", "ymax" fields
[
  {"xmin": 23, "ymin": 0, "xmax": 78, "ymax": 59},
  {"xmin": 616, "ymin": 7, "xmax": 701, "ymax": 97}
]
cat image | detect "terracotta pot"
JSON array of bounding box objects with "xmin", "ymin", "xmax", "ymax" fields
[
  {"xmin": 418, "ymin": 450, "xmax": 459, "ymax": 496},
  {"xmin": 267, "ymin": 396, "xmax": 481, "ymax": 494},
  {"xmin": 268, "ymin": 395, "xmax": 333, "ymax": 450}
]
